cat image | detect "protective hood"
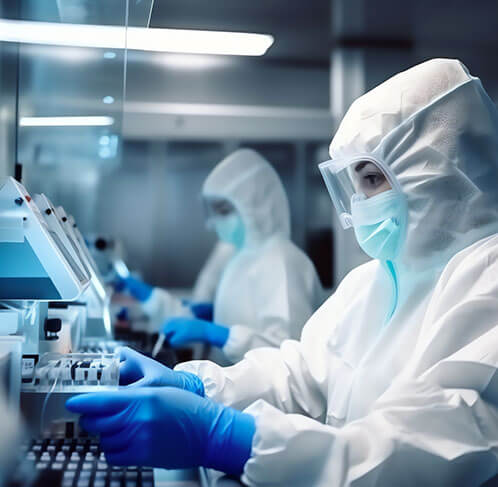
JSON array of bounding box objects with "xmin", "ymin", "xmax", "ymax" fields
[
  {"xmin": 203, "ymin": 149, "xmax": 291, "ymax": 248},
  {"xmin": 330, "ymin": 58, "xmax": 498, "ymax": 278}
]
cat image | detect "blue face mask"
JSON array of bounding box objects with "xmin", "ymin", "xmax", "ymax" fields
[
  {"xmin": 351, "ymin": 190, "xmax": 407, "ymax": 262},
  {"xmin": 213, "ymin": 213, "xmax": 245, "ymax": 248}
]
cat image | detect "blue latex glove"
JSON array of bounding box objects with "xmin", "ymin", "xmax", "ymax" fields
[
  {"xmin": 162, "ymin": 317, "xmax": 229, "ymax": 348},
  {"xmin": 113, "ymin": 277, "xmax": 127, "ymax": 293},
  {"xmin": 189, "ymin": 302, "xmax": 214, "ymax": 322},
  {"xmin": 114, "ymin": 276, "xmax": 153, "ymax": 302},
  {"xmin": 66, "ymin": 388, "xmax": 255, "ymax": 476},
  {"xmin": 119, "ymin": 347, "xmax": 204, "ymax": 396}
]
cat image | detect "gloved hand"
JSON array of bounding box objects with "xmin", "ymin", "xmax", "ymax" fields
[
  {"xmin": 162, "ymin": 317, "xmax": 229, "ymax": 348},
  {"xmin": 114, "ymin": 276, "xmax": 153, "ymax": 302},
  {"xmin": 119, "ymin": 347, "xmax": 204, "ymax": 396},
  {"xmin": 189, "ymin": 302, "xmax": 214, "ymax": 322},
  {"xmin": 66, "ymin": 387, "xmax": 255, "ymax": 476}
]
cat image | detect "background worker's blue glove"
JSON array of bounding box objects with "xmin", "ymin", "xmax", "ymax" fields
[
  {"xmin": 66, "ymin": 388, "xmax": 255, "ymax": 476},
  {"xmin": 119, "ymin": 347, "xmax": 204, "ymax": 396},
  {"xmin": 189, "ymin": 302, "xmax": 214, "ymax": 322},
  {"xmin": 162, "ymin": 317, "xmax": 229, "ymax": 348},
  {"xmin": 114, "ymin": 276, "xmax": 153, "ymax": 302}
]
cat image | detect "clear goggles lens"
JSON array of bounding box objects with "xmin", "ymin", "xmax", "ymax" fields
[{"xmin": 319, "ymin": 157, "xmax": 394, "ymax": 229}]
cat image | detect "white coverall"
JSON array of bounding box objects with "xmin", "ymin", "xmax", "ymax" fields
[
  {"xmin": 191, "ymin": 241, "xmax": 235, "ymax": 302},
  {"xmin": 148, "ymin": 148, "xmax": 325, "ymax": 364},
  {"xmin": 178, "ymin": 59, "xmax": 498, "ymax": 485}
]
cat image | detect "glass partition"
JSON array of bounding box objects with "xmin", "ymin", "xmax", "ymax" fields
[{"xmin": 0, "ymin": 0, "xmax": 153, "ymax": 227}]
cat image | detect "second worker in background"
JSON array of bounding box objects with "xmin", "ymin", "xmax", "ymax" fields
[{"xmin": 117, "ymin": 148, "xmax": 325, "ymax": 364}]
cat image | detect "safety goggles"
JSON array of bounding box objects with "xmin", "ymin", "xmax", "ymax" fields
[
  {"xmin": 319, "ymin": 155, "xmax": 400, "ymax": 229},
  {"xmin": 203, "ymin": 196, "xmax": 236, "ymax": 226}
]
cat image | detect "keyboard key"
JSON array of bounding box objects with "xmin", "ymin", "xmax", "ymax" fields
[
  {"xmin": 67, "ymin": 462, "xmax": 78, "ymax": 470},
  {"xmin": 51, "ymin": 462, "xmax": 63, "ymax": 470},
  {"xmin": 82, "ymin": 462, "xmax": 93, "ymax": 470},
  {"xmin": 110, "ymin": 481, "xmax": 121, "ymax": 487},
  {"xmin": 142, "ymin": 471, "xmax": 153, "ymax": 480},
  {"xmin": 79, "ymin": 471, "xmax": 91, "ymax": 479},
  {"xmin": 94, "ymin": 481, "xmax": 105, "ymax": 487},
  {"xmin": 97, "ymin": 462, "xmax": 108, "ymax": 470},
  {"xmin": 77, "ymin": 479, "xmax": 90, "ymax": 487}
]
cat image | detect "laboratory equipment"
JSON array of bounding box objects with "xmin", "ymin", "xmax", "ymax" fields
[
  {"xmin": 21, "ymin": 353, "xmax": 120, "ymax": 436},
  {"xmin": 0, "ymin": 177, "xmax": 89, "ymax": 301},
  {"xmin": 87, "ymin": 235, "xmax": 129, "ymax": 283},
  {"xmin": 55, "ymin": 207, "xmax": 112, "ymax": 341},
  {"xmin": 0, "ymin": 175, "xmax": 157, "ymax": 486}
]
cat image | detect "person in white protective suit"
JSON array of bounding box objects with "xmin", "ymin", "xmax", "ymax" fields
[
  {"xmin": 119, "ymin": 148, "xmax": 325, "ymax": 364},
  {"xmin": 190, "ymin": 240, "xmax": 235, "ymax": 302},
  {"xmin": 177, "ymin": 59, "xmax": 498, "ymax": 484},
  {"xmin": 70, "ymin": 59, "xmax": 498, "ymax": 486}
]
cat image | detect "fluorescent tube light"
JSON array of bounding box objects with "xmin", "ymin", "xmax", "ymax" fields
[
  {"xmin": 126, "ymin": 27, "xmax": 274, "ymax": 56},
  {"xmin": 20, "ymin": 116, "xmax": 115, "ymax": 127},
  {"xmin": 0, "ymin": 19, "xmax": 274, "ymax": 56}
]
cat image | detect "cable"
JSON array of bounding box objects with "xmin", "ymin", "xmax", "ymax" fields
[{"xmin": 40, "ymin": 363, "xmax": 61, "ymax": 437}]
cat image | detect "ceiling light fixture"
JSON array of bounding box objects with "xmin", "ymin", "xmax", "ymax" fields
[
  {"xmin": 0, "ymin": 19, "xmax": 274, "ymax": 56},
  {"xmin": 20, "ymin": 116, "xmax": 115, "ymax": 127}
]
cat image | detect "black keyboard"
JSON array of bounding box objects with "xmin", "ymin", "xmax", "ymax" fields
[{"xmin": 8, "ymin": 438, "xmax": 155, "ymax": 487}]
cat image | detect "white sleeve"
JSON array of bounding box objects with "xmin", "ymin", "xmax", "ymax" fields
[
  {"xmin": 220, "ymin": 245, "xmax": 323, "ymax": 363},
  {"xmin": 176, "ymin": 292, "xmax": 336, "ymax": 415},
  {"xmin": 242, "ymin": 363, "xmax": 498, "ymax": 487},
  {"xmin": 240, "ymin": 237, "xmax": 498, "ymax": 486},
  {"xmin": 141, "ymin": 287, "xmax": 192, "ymax": 332},
  {"xmin": 221, "ymin": 323, "xmax": 290, "ymax": 364}
]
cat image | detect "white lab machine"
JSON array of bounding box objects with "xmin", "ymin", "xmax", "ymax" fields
[
  {"xmin": 55, "ymin": 207, "xmax": 112, "ymax": 341},
  {"xmin": 0, "ymin": 177, "xmax": 90, "ymax": 361},
  {"xmin": 0, "ymin": 177, "xmax": 89, "ymax": 302}
]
